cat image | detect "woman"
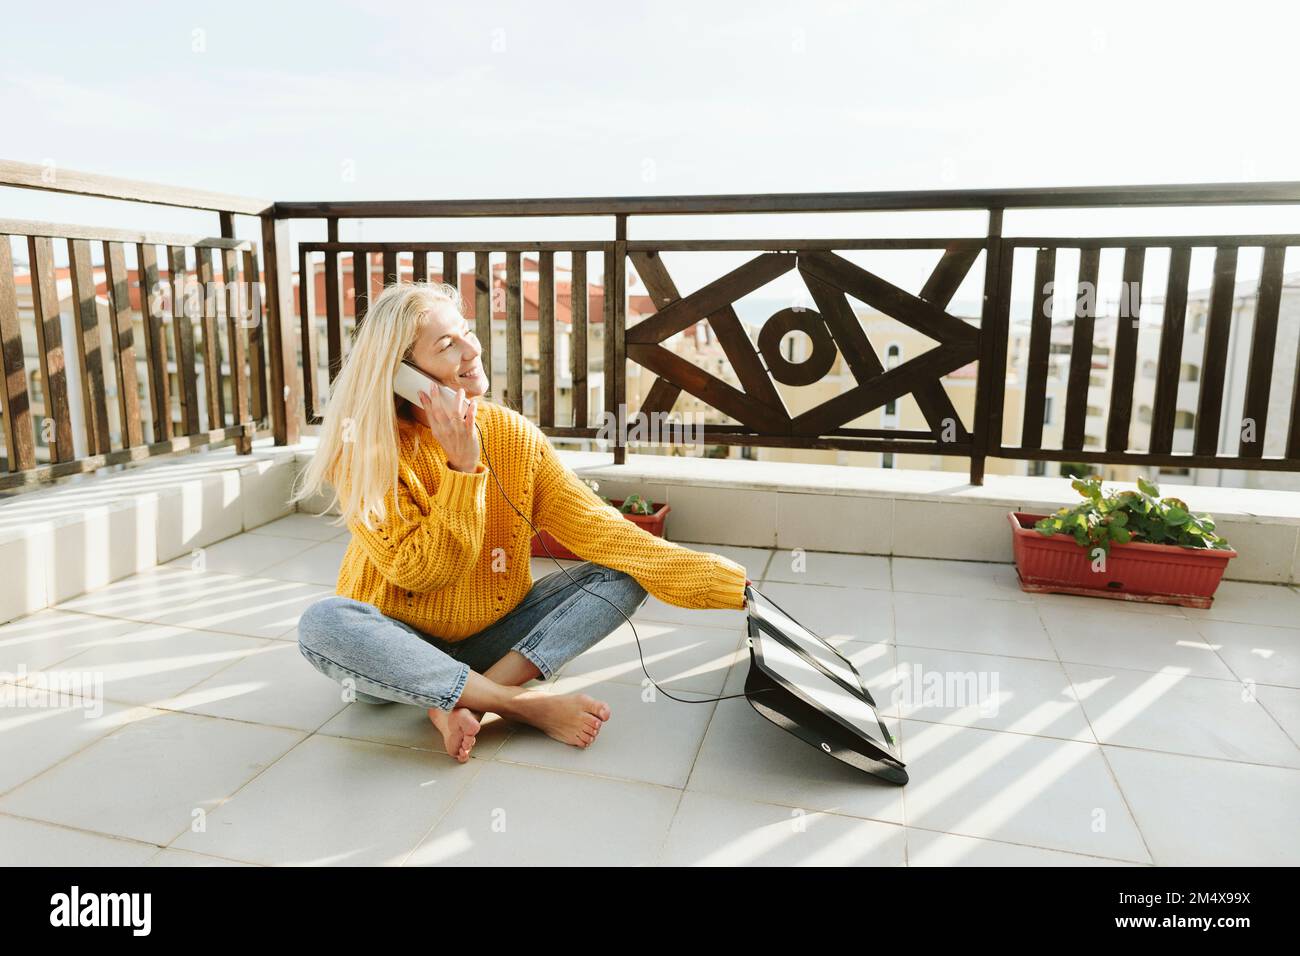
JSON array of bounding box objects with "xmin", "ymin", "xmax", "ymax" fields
[{"xmin": 292, "ymin": 281, "xmax": 751, "ymax": 764}]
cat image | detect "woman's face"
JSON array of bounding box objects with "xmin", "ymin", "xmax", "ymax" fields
[{"xmin": 406, "ymin": 302, "xmax": 487, "ymax": 398}]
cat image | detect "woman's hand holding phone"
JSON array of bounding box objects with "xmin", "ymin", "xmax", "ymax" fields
[{"xmin": 419, "ymin": 384, "xmax": 480, "ymax": 472}]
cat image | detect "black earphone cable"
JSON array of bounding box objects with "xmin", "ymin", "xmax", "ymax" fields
[{"xmin": 473, "ymin": 418, "xmax": 767, "ymax": 704}]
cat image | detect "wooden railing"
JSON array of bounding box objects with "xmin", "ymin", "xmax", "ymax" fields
[
  {"xmin": 0, "ymin": 161, "xmax": 289, "ymax": 491},
  {"xmin": 4, "ymin": 163, "xmax": 1300, "ymax": 490},
  {"xmin": 277, "ymin": 183, "xmax": 1300, "ymax": 484}
]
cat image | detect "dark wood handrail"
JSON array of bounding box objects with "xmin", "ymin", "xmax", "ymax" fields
[{"xmin": 274, "ymin": 181, "xmax": 1300, "ymax": 219}]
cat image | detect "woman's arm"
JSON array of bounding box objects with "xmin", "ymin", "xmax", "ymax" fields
[
  {"xmin": 349, "ymin": 460, "xmax": 491, "ymax": 593},
  {"xmin": 531, "ymin": 436, "xmax": 748, "ymax": 610}
]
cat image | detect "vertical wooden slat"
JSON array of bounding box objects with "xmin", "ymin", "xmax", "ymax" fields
[
  {"xmin": 1061, "ymin": 246, "xmax": 1100, "ymax": 450},
  {"xmin": 223, "ymin": 246, "xmax": 251, "ymax": 450},
  {"xmin": 539, "ymin": 250, "xmax": 555, "ymax": 428},
  {"xmin": 68, "ymin": 238, "xmax": 112, "ymax": 453},
  {"xmin": 1149, "ymin": 245, "xmax": 1190, "ymax": 454},
  {"xmin": 1239, "ymin": 245, "xmax": 1285, "ymax": 458},
  {"xmin": 0, "ymin": 236, "xmax": 35, "ymax": 472},
  {"xmin": 168, "ymin": 246, "xmax": 201, "ymax": 435},
  {"xmin": 968, "ymin": 208, "xmax": 1003, "ymax": 485},
  {"xmin": 194, "ymin": 246, "xmax": 224, "ymax": 428},
  {"xmin": 217, "ymin": 213, "xmax": 251, "ymax": 453},
  {"xmin": 1194, "ymin": 246, "xmax": 1238, "ymax": 457},
  {"xmin": 103, "ymin": 241, "xmax": 143, "ymax": 448},
  {"xmin": 572, "ymin": 250, "xmax": 588, "ymax": 428},
  {"xmin": 259, "ymin": 214, "xmax": 300, "ymax": 444},
  {"xmin": 136, "ymin": 244, "xmax": 171, "ymax": 443},
  {"xmin": 1288, "ymin": 251, "xmax": 1300, "ymax": 456},
  {"xmin": 505, "ymin": 250, "xmax": 522, "ymax": 412},
  {"xmin": 27, "ymin": 235, "xmax": 73, "ymax": 460},
  {"xmin": 324, "ymin": 221, "xmax": 342, "ymax": 388},
  {"xmin": 613, "ymin": 216, "xmax": 627, "ymax": 464},
  {"xmin": 298, "ymin": 246, "xmax": 319, "ymax": 422},
  {"xmin": 1105, "ymin": 246, "xmax": 1146, "ymax": 452},
  {"xmin": 984, "ymin": 236, "xmax": 1014, "ymax": 461},
  {"xmin": 1020, "ymin": 247, "xmax": 1055, "ymax": 450},
  {"xmin": 603, "ymin": 245, "xmax": 616, "ymax": 442},
  {"xmin": 353, "ymin": 249, "xmax": 370, "ymax": 326},
  {"xmin": 442, "ymin": 250, "xmax": 457, "ymax": 296},
  {"xmin": 475, "ymin": 251, "xmax": 491, "ymax": 396},
  {"xmin": 243, "ymin": 245, "xmax": 268, "ymax": 423},
  {"xmin": 382, "ymin": 249, "xmax": 397, "ymax": 287},
  {"xmin": 412, "ymin": 250, "xmax": 427, "ymax": 285}
]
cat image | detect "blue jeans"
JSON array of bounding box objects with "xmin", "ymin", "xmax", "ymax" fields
[{"xmin": 296, "ymin": 562, "xmax": 649, "ymax": 712}]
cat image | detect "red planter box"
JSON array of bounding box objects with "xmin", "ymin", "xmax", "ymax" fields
[
  {"xmin": 1008, "ymin": 511, "xmax": 1236, "ymax": 609},
  {"xmin": 530, "ymin": 500, "xmax": 671, "ymax": 561}
]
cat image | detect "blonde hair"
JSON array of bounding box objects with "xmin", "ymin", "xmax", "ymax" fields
[{"xmin": 291, "ymin": 280, "xmax": 473, "ymax": 529}]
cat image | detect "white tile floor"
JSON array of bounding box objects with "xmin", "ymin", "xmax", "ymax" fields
[{"xmin": 1, "ymin": 518, "xmax": 1299, "ymax": 866}]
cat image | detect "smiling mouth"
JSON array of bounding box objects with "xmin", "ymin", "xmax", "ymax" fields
[{"xmin": 458, "ymin": 367, "xmax": 480, "ymax": 379}]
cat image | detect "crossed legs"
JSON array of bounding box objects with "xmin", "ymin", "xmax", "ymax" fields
[{"xmin": 427, "ymin": 651, "xmax": 610, "ymax": 763}]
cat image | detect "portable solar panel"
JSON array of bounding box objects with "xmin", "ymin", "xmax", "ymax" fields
[{"xmin": 744, "ymin": 583, "xmax": 908, "ymax": 785}]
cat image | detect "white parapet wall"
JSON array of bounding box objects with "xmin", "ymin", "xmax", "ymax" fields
[
  {"xmin": 292, "ymin": 443, "xmax": 1300, "ymax": 587},
  {"xmin": 3, "ymin": 438, "xmax": 1297, "ymax": 625}
]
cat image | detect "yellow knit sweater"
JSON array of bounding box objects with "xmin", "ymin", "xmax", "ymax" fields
[{"xmin": 335, "ymin": 399, "xmax": 749, "ymax": 641}]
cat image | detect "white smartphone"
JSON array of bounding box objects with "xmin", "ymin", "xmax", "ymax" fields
[{"xmin": 394, "ymin": 361, "xmax": 467, "ymax": 417}]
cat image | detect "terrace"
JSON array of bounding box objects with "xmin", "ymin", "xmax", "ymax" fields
[{"xmin": 0, "ymin": 162, "xmax": 1298, "ymax": 865}]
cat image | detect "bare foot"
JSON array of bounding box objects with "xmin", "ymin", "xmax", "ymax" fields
[
  {"xmin": 427, "ymin": 706, "xmax": 480, "ymax": 763},
  {"xmin": 512, "ymin": 690, "xmax": 610, "ymax": 748}
]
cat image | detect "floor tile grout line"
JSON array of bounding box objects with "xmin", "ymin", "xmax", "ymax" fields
[
  {"xmin": 650, "ymin": 788, "xmax": 690, "ymax": 866},
  {"xmin": 0, "ymin": 698, "xmax": 192, "ymax": 802},
  {"xmin": 396, "ymin": 757, "xmax": 489, "ymax": 867},
  {"xmin": 1093, "ymin": 743, "xmax": 1160, "ymax": 866},
  {"xmin": 1254, "ymin": 694, "xmax": 1300, "ymax": 753},
  {"xmin": 1041, "ymin": 592, "xmax": 1300, "ymax": 763},
  {"xmin": 487, "ymin": 753, "xmax": 696, "ymax": 793},
  {"xmin": 2, "ymin": 810, "xmax": 259, "ymax": 866},
  {"xmin": 12, "ymin": 632, "xmax": 282, "ymax": 702},
  {"xmin": 0, "ymin": 692, "xmax": 353, "ymax": 803},
  {"xmin": 897, "ymin": 708, "xmax": 1300, "ymax": 772},
  {"xmin": 0, "ymin": 808, "xmax": 168, "ymax": 853},
  {"xmin": 19, "ymin": 604, "xmax": 317, "ymax": 645},
  {"xmin": 156, "ymin": 726, "xmax": 341, "ymax": 852},
  {"xmin": 897, "ymin": 817, "xmax": 1154, "ymax": 866},
  {"xmin": 1033, "ymin": 595, "xmax": 1159, "ymax": 863},
  {"xmin": 900, "ymin": 713, "xmax": 1154, "ymax": 864}
]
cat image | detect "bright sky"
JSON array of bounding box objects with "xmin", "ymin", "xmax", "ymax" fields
[{"xmin": 3, "ymin": 0, "xmax": 1298, "ymax": 301}]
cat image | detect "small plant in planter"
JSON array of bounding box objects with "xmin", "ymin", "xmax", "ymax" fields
[
  {"xmin": 615, "ymin": 492, "xmax": 656, "ymax": 516},
  {"xmin": 530, "ymin": 480, "xmax": 673, "ymax": 560},
  {"xmin": 1032, "ymin": 476, "xmax": 1232, "ymax": 556},
  {"xmin": 1009, "ymin": 475, "xmax": 1237, "ymax": 608}
]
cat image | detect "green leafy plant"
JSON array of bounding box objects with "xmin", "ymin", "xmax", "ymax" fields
[
  {"xmin": 616, "ymin": 493, "xmax": 656, "ymax": 515},
  {"xmin": 1033, "ymin": 475, "xmax": 1231, "ymax": 556},
  {"xmin": 580, "ymin": 479, "xmax": 657, "ymax": 515}
]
